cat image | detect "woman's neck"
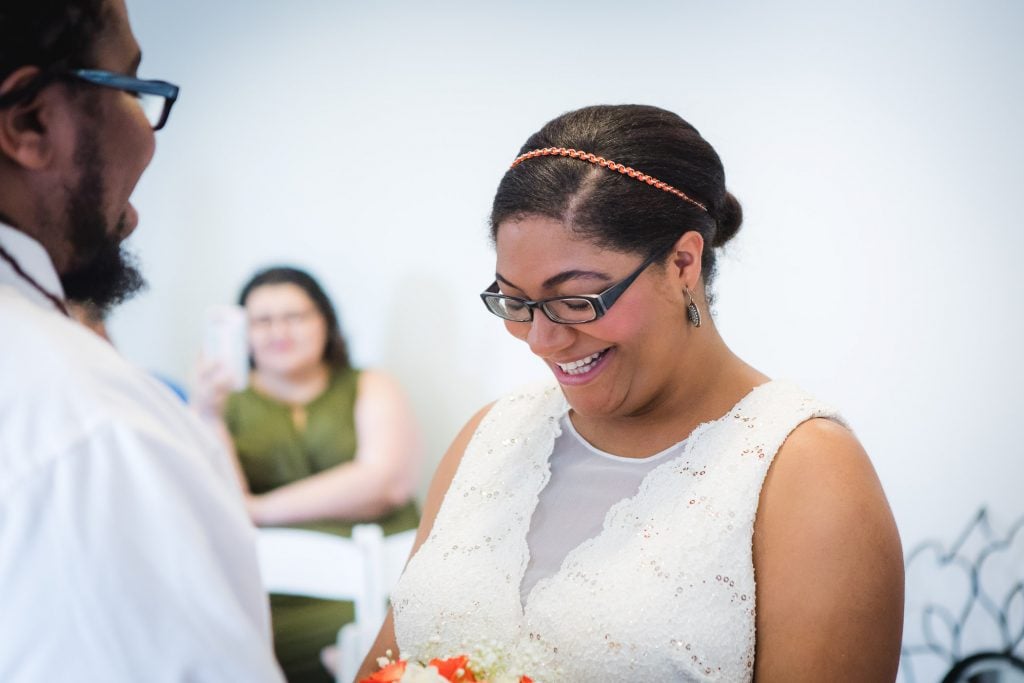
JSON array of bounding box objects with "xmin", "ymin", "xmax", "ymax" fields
[
  {"xmin": 252, "ymin": 362, "xmax": 332, "ymax": 406},
  {"xmin": 570, "ymin": 321, "xmax": 767, "ymax": 458}
]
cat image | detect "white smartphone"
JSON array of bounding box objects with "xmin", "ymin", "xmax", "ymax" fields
[{"xmin": 203, "ymin": 305, "xmax": 250, "ymax": 391}]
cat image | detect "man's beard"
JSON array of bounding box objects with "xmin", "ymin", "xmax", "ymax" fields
[{"xmin": 58, "ymin": 130, "xmax": 146, "ymax": 314}]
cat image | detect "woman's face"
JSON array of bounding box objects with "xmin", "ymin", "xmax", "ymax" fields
[
  {"xmin": 494, "ymin": 215, "xmax": 688, "ymax": 418},
  {"xmin": 245, "ymin": 283, "xmax": 329, "ymax": 378}
]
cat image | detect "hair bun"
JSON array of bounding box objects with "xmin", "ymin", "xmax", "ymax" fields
[{"xmin": 712, "ymin": 192, "xmax": 743, "ymax": 248}]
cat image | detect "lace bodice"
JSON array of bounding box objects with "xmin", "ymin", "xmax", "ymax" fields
[
  {"xmin": 392, "ymin": 381, "xmax": 841, "ymax": 681},
  {"xmin": 520, "ymin": 414, "xmax": 684, "ymax": 605}
]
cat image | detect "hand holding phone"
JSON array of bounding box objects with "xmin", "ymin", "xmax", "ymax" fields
[{"xmin": 202, "ymin": 305, "xmax": 249, "ymax": 392}]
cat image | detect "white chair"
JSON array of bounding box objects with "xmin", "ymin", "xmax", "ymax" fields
[{"xmin": 257, "ymin": 524, "xmax": 416, "ymax": 683}]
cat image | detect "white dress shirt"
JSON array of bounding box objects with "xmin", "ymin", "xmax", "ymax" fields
[{"xmin": 0, "ymin": 224, "xmax": 284, "ymax": 682}]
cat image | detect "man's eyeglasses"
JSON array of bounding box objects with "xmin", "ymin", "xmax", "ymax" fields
[
  {"xmin": 0, "ymin": 68, "xmax": 179, "ymax": 131},
  {"xmin": 69, "ymin": 69, "xmax": 179, "ymax": 131},
  {"xmin": 480, "ymin": 252, "xmax": 661, "ymax": 324}
]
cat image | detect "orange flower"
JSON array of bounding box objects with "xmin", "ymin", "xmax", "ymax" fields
[
  {"xmin": 359, "ymin": 660, "xmax": 407, "ymax": 683},
  {"xmin": 427, "ymin": 655, "xmax": 477, "ymax": 682},
  {"xmin": 519, "ymin": 678, "xmax": 533, "ymax": 683}
]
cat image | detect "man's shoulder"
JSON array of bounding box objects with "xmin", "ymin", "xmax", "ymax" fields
[
  {"xmin": 0, "ymin": 291, "xmax": 222, "ymax": 490},
  {"xmin": 1, "ymin": 288, "xmax": 155, "ymax": 414}
]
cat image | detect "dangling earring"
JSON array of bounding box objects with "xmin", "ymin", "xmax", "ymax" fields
[{"xmin": 684, "ymin": 287, "xmax": 702, "ymax": 328}]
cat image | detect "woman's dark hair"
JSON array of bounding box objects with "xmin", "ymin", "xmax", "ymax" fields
[
  {"xmin": 238, "ymin": 266, "xmax": 351, "ymax": 371},
  {"xmin": 0, "ymin": 1, "xmax": 109, "ymax": 86},
  {"xmin": 490, "ymin": 104, "xmax": 743, "ymax": 292}
]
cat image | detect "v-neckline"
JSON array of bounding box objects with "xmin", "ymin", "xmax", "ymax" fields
[
  {"xmin": 518, "ymin": 379, "xmax": 777, "ymax": 615},
  {"xmin": 250, "ymin": 370, "xmax": 338, "ymax": 435}
]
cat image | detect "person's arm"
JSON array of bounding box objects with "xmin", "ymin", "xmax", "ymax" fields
[
  {"xmin": 250, "ymin": 369, "xmax": 423, "ymax": 526},
  {"xmin": 352, "ymin": 403, "xmax": 493, "ymax": 682},
  {"xmin": 190, "ymin": 356, "xmax": 251, "ymax": 494},
  {"xmin": 752, "ymin": 418, "xmax": 904, "ymax": 682}
]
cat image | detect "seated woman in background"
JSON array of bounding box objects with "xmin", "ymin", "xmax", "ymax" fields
[{"xmin": 194, "ymin": 266, "xmax": 421, "ymax": 683}]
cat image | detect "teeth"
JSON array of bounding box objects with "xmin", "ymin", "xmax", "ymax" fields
[{"xmin": 556, "ymin": 351, "xmax": 604, "ymax": 375}]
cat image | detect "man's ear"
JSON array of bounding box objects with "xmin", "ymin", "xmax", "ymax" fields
[
  {"xmin": 669, "ymin": 230, "xmax": 705, "ymax": 290},
  {"xmin": 0, "ymin": 66, "xmax": 57, "ymax": 171}
]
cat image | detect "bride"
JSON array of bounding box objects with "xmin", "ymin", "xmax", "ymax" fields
[{"xmin": 357, "ymin": 104, "xmax": 904, "ymax": 682}]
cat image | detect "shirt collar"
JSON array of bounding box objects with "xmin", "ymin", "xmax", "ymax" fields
[{"xmin": 0, "ymin": 222, "xmax": 66, "ymax": 308}]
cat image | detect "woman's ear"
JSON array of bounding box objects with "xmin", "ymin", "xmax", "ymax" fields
[
  {"xmin": 669, "ymin": 230, "xmax": 705, "ymax": 290},
  {"xmin": 0, "ymin": 67, "xmax": 57, "ymax": 171}
]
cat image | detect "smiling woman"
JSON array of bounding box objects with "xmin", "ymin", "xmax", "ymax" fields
[{"xmin": 355, "ymin": 104, "xmax": 905, "ymax": 683}]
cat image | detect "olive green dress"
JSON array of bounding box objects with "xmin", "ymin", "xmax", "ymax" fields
[{"xmin": 226, "ymin": 367, "xmax": 419, "ymax": 683}]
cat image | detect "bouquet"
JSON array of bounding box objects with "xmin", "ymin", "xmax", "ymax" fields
[{"xmin": 360, "ymin": 651, "xmax": 533, "ymax": 683}]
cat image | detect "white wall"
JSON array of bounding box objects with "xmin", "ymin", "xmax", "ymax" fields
[{"xmin": 118, "ymin": 0, "xmax": 1023, "ymax": 675}]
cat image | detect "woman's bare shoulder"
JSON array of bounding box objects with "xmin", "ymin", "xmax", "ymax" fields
[
  {"xmin": 758, "ymin": 417, "xmax": 900, "ymax": 566},
  {"xmin": 434, "ymin": 402, "xmax": 495, "ymax": 481},
  {"xmin": 355, "ymin": 367, "xmax": 405, "ymax": 395},
  {"xmin": 752, "ymin": 417, "xmax": 904, "ymax": 681},
  {"xmin": 409, "ymin": 402, "xmax": 496, "ymax": 552}
]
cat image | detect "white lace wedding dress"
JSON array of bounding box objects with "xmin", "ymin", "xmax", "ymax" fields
[{"xmin": 392, "ymin": 380, "xmax": 841, "ymax": 681}]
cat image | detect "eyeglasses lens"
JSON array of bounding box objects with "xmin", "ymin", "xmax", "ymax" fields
[
  {"xmin": 543, "ymin": 299, "xmax": 597, "ymax": 323},
  {"xmin": 137, "ymin": 93, "xmax": 167, "ymax": 129},
  {"xmin": 484, "ymin": 295, "xmax": 598, "ymax": 323},
  {"xmin": 485, "ymin": 297, "xmax": 530, "ymax": 322}
]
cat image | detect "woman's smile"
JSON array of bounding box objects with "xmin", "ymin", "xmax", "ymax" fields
[{"xmin": 550, "ymin": 347, "xmax": 614, "ymax": 384}]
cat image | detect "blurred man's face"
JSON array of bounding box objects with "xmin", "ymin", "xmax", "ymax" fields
[{"xmin": 59, "ymin": 0, "xmax": 156, "ymax": 311}]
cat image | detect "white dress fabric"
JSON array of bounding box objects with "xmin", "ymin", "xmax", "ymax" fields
[
  {"xmin": 0, "ymin": 224, "xmax": 284, "ymax": 682},
  {"xmin": 521, "ymin": 414, "xmax": 684, "ymax": 604},
  {"xmin": 392, "ymin": 381, "xmax": 842, "ymax": 681}
]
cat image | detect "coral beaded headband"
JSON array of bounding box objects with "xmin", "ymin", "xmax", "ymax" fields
[{"xmin": 510, "ymin": 147, "xmax": 708, "ymax": 213}]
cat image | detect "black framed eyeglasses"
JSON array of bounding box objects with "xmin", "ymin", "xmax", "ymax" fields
[
  {"xmin": 69, "ymin": 69, "xmax": 179, "ymax": 131},
  {"xmin": 480, "ymin": 252, "xmax": 662, "ymax": 324},
  {"xmin": 0, "ymin": 68, "xmax": 179, "ymax": 131}
]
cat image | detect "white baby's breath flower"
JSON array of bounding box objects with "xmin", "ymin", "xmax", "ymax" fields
[
  {"xmin": 400, "ymin": 663, "xmax": 449, "ymax": 683},
  {"xmin": 489, "ymin": 674, "xmax": 522, "ymax": 683}
]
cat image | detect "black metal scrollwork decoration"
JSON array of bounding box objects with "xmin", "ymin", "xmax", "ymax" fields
[{"xmin": 900, "ymin": 508, "xmax": 1024, "ymax": 683}]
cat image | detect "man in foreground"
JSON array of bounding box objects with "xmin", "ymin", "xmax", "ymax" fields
[{"xmin": 0, "ymin": 1, "xmax": 283, "ymax": 679}]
